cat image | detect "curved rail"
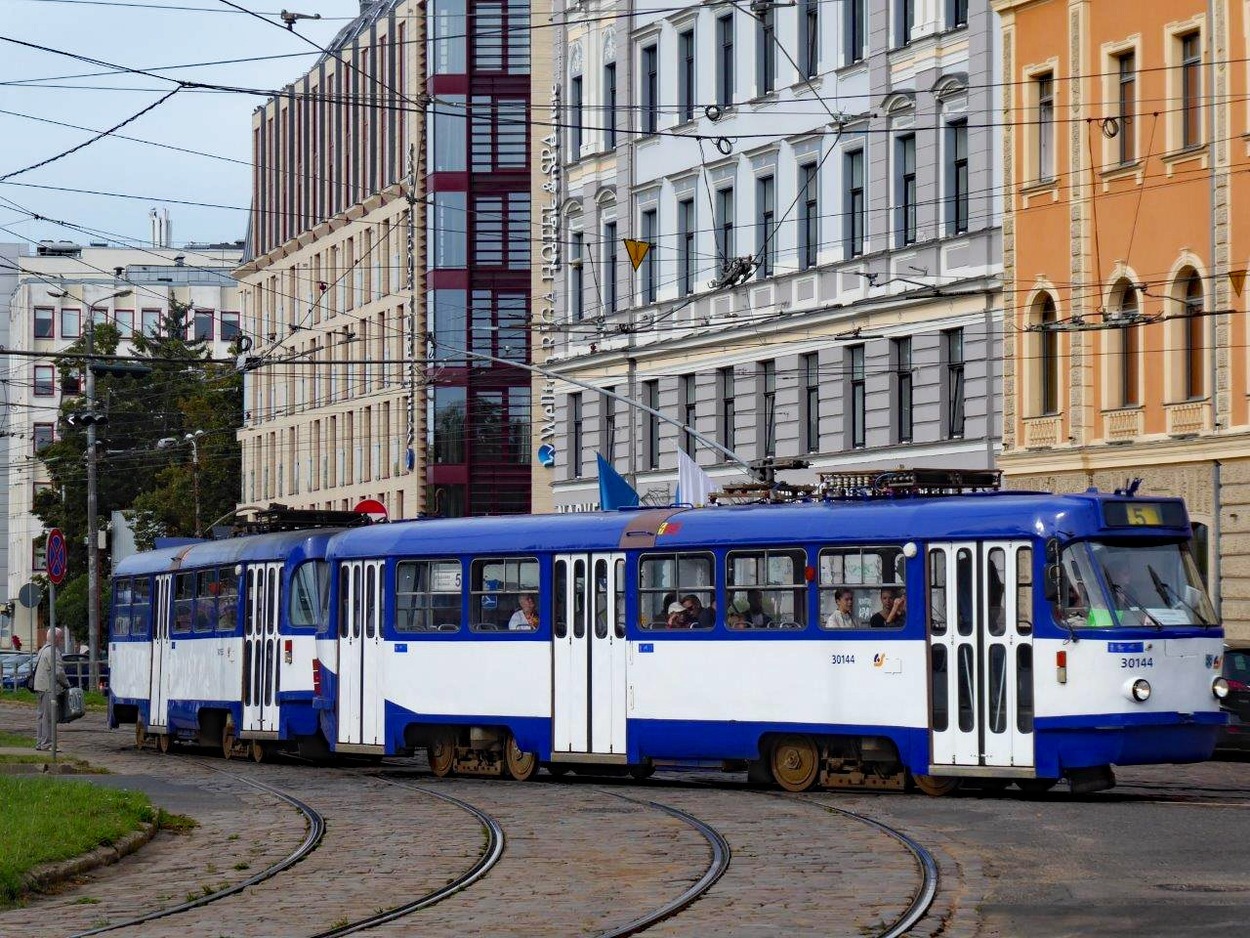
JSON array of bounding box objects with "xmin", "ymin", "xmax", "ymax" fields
[
  {"xmin": 594, "ymin": 789, "xmax": 732, "ymax": 938},
  {"xmin": 306, "ymin": 776, "xmax": 506, "ymax": 938},
  {"xmin": 69, "ymin": 762, "xmax": 326, "ymax": 937},
  {"xmin": 792, "ymin": 795, "xmax": 939, "ymax": 938}
]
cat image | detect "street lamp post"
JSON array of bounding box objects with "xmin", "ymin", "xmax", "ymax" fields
[{"xmin": 186, "ymin": 430, "xmax": 204, "ymax": 537}]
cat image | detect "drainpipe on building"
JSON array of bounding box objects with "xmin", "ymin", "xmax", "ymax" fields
[{"xmin": 1208, "ymin": 0, "xmax": 1221, "ymax": 615}]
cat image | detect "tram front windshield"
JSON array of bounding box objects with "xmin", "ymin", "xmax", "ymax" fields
[{"xmin": 1058, "ymin": 540, "xmax": 1216, "ymax": 628}]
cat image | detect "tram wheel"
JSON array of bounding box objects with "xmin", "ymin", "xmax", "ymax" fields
[
  {"xmin": 1016, "ymin": 778, "xmax": 1059, "ymax": 795},
  {"xmin": 911, "ymin": 774, "xmax": 961, "ymax": 796},
  {"xmin": 428, "ymin": 731, "xmax": 456, "ymax": 777},
  {"xmin": 135, "ymin": 720, "xmax": 147, "ymax": 751},
  {"xmin": 628, "ymin": 761, "xmax": 656, "ymax": 781},
  {"xmin": 770, "ymin": 735, "xmax": 819, "ymax": 792},
  {"xmin": 249, "ymin": 740, "xmax": 266, "ymax": 763},
  {"xmin": 503, "ymin": 735, "xmax": 537, "ymax": 782},
  {"xmin": 157, "ymin": 733, "xmax": 171, "ymax": 755},
  {"xmin": 222, "ymin": 720, "xmax": 237, "ymax": 760}
]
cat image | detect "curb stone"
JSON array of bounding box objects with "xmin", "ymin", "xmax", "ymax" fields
[{"xmin": 17, "ymin": 822, "xmax": 158, "ymax": 899}]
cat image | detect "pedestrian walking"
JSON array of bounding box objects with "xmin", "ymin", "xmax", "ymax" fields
[{"xmin": 33, "ymin": 628, "xmax": 69, "ymax": 751}]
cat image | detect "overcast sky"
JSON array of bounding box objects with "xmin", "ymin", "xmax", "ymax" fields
[{"xmin": 0, "ymin": 0, "xmax": 354, "ymax": 252}]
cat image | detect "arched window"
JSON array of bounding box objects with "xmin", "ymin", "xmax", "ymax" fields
[
  {"xmin": 1037, "ymin": 294, "xmax": 1059, "ymax": 415},
  {"xmin": 1111, "ymin": 280, "xmax": 1139, "ymax": 407},
  {"xmin": 1182, "ymin": 270, "xmax": 1204, "ymax": 399}
]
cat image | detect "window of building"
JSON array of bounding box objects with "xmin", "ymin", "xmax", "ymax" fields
[
  {"xmin": 848, "ymin": 344, "xmax": 866, "ymax": 448},
  {"xmin": 603, "ymin": 62, "xmax": 617, "ymax": 149},
  {"xmin": 1179, "ymin": 32, "xmax": 1202, "ymax": 149},
  {"xmin": 194, "ymin": 309, "xmax": 213, "ymax": 341},
  {"xmin": 115, "ymin": 308, "xmax": 135, "ymax": 336},
  {"xmin": 472, "ymin": 0, "xmax": 529, "ymax": 74},
  {"xmin": 469, "ymin": 557, "xmax": 539, "ymax": 631},
  {"xmin": 431, "ymin": 94, "xmax": 468, "ymax": 172},
  {"xmin": 644, "ymin": 379, "xmax": 660, "ymax": 469},
  {"xmin": 141, "ymin": 308, "xmax": 161, "ymax": 337},
  {"xmin": 819, "ymin": 545, "xmax": 906, "ymax": 629},
  {"xmin": 60, "ymin": 308, "xmax": 80, "ymax": 339},
  {"xmin": 639, "ymin": 552, "xmax": 715, "ymax": 629},
  {"xmin": 603, "ymin": 220, "xmax": 618, "ymax": 313},
  {"xmin": 944, "ymin": 328, "xmax": 966, "ymax": 438},
  {"xmin": 678, "ymin": 198, "xmax": 695, "ymax": 295},
  {"xmin": 1038, "ymin": 294, "xmax": 1059, "ymax": 415},
  {"xmin": 1112, "ymin": 281, "xmax": 1140, "ymax": 407},
  {"xmin": 760, "ymin": 359, "xmax": 777, "ymax": 457},
  {"xmin": 845, "ymin": 149, "xmax": 865, "ymax": 257},
  {"xmin": 640, "ymin": 207, "xmax": 658, "ymax": 303},
  {"xmin": 34, "ymin": 307, "xmax": 53, "ymax": 339},
  {"xmin": 33, "ymin": 423, "xmax": 54, "ymax": 453},
  {"xmin": 430, "ymin": 289, "xmax": 468, "ymax": 364},
  {"xmin": 431, "ymin": 385, "xmax": 467, "ymax": 463},
  {"xmin": 717, "ymin": 186, "xmax": 735, "ymax": 264},
  {"xmin": 894, "ymin": 337, "xmax": 913, "ymax": 443},
  {"xmin": 896, "ymin": 134, "xmax": 917, "ymax": 245},
  {"xmin": 1117, "ymin": 51, "xmax": 1136, "ymax": 163},
  {"xmin": 803, "ymin": 352, "xmax": 820, "ymax": 452},
  {"xmin": 602, "ymin": 387, "xmax": 618, "ymax": 458},
  {"xmin": 800, "ymin": 0, "xmax": 818, "ymax": 78},
  {"xmin": 845, "ymin": 0, "xmax": 865, "ymax": 64},
  {"xmin": 681, "ymin": 374, "xmax": 697, "ymax": 456},
  {"xmin": 396, "ymin": 559, "xmax": 463, "ymax": 632},
  {"xmin": 641, "ymin": 43, "xmax": 659, "ymax": 135},
  {"xmin": 946, "ymin": 120, "xmax": 968, "ymax": 234},
  {"xmin": 34, "ymin": 364, "xmax": 54, "ymax": 397},
  {"xmin": 718, "ymin": 366, "xmax": 736, "ymax": 453},
  {"xmin": 568, "ymin": 74, "xmax": 583, "ymax": 160},
  {"xmin": 430, "ymin": 191, "xmax": 467, "ymax": 267},
  {"xmin": 896, "ymin": 0, "xmax": 914, "ymax": 46},
  {"xmin": 470, "ymin": 97, "xmax": 527, "ymax": 171},
  {"xmin": 726, "ymin": 548, "xmax": 807, "ymax": 628},
  {"xmin": 1182, "ymin": 269, "xmax": 1205, "ymax": 399},
  {"xmin": 947, "ymin": 0, "xmax": 967, "ymax": 28},
  {"xmin": 431, "ymin": 0, "xmax": 467, "ymax": 73},
  {"xmin": 473, "ymin": 193, "xmax": 531, "ymax": 270},
  {"xmin": 717, "ymin": 15, "xmax": 734, "ymax": 107},
  {"xmin": 569, "ymin": 230, "xmax": 584, "ymax": 319},
  {"xmin": 756, "ymin": 7, "xmax": 775, "ymax": 95},
  {"xmin": 799, "ymin": 162, "xmax": 818, "ymax": 270},
  {"xmin": 570, "ymin": 392, "xmax": 583, "ymax": 478},
  {"xmin": 220, "ymin": 311, "xmax": 240, "ymax": 341},
  {"xmin": 679, "ymin": 28, "xmax": 696, "ymax": 122},
  {"xmin": 32, "ymin": 542, "xmax": 46, "ymax": 573},
  {"xmin": 1036, "ymin": 73, "xmax": 1055, "ymax": 181},
  {"xmin": 471, "ymin": 290, "xmax": 527, "ymax": 363},
  {"xmin": 756, "ymin": 173, "xmax": 775, "ymax": 278}
]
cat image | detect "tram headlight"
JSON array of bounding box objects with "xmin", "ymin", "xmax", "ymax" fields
[
  {"xmin": 1126, "ymin": 678, "xmax": 1152, "ymax": 702},
  {"xmin": 1213, "ymin": 677, "xmax": 1230, "ymax": 700}
]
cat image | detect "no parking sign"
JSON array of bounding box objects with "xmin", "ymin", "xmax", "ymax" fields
[{"xmin": 46, "ymin": 528, "xmax": 67, "ymax": 586}]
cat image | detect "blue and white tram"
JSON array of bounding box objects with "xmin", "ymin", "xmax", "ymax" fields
[
  {"xmin": 109, "ymin": 529, "xmax": 337, "ymax": 760},
  {"xmin": 318, "ymin": 485, "xmax": 1228, "ymax": 793}
]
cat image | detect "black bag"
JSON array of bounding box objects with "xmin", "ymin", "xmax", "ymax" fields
[{"xmin": 23, "ymin": 671, "xmax": 35, "ymax": 692}]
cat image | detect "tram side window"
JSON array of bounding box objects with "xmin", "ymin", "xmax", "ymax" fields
[
  {"xmin": 725, "ymin": 548, "xmax": 806, "ymax": 629},
  {"xmin": 638, "ymin": 552, "xmax": 714, "ymax": 630},
  {"xmin": 470, "ymin": 557, "xmax": 539, "ymax": 632},
  {"xmin": 194, "ymin": 569, "xmax": 217, "ymax": 632},
  {"xmin": 217, "ymin": 566, "xmax": 240, "ymax": 633},
  {"xmin": 396, "ymin": 559, "xmax": 464, "ymax": 632},
  {"xmin": 173, "ymin": 572, "xmax": 195, "ymax": 634},
  {"xmin": 131, "ymin": 578, "xmax": 151, "ymax": 637},
  {"xmin": 290, "ymin": 561, "xmax": 330, "ymax": 631},
  {"xmin": 111, "ymin": 578, "xmax": 133, "ymax": 638},
  {"xmin": 818, "ymin": 545, "xmax": 906, "ymax": 629}
]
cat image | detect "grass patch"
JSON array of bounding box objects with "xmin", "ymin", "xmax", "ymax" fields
[
  {"xmin": 0, "ymin": 690, "xmax": 108, "ymax": 711},
  {"xmin": 157, "ymin": 810, "xmax": 198, "ymax": 835},
  {"xmin": 0, "ymin": 731, "xmax": 34, "ymax": 747},
  {"xmin": 0, "ymin": 776, "xmax": 154, "ymax": 905}
]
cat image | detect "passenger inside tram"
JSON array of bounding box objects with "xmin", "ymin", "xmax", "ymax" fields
[{"xmin": 508, "ymin": 594, "xmax": 539, "ymax": 630}]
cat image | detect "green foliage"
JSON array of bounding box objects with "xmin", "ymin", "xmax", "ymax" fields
[{"xmin": 51, "ymin": 575, "xmax": 109, "ymax": 646}]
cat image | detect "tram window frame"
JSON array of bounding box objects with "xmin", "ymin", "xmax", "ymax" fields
[
  {"xmin": 131, "ymin": 577, "xmax": 151, "ymax": 637},
  {"xmin": 928, "ymin": 549, "xmax": 947, "ymax": 636},
  {"xmin": 173, "ymin": 572, "xmax": 195, "ymax": 634},
  {"xmin": 289, "ymin": 560, "xmax": 329, "ymax": 631},
  {"xmin": 724, "ymin": 547, "xmax": 807, "ymax": 629},
  {"xmin": 1015, "ymin": 547, "xmax": 1033, "ymax": 635},
  {"xmin": 364, "ymin": 564, "xmax": 379, "ymax": 638},
  {"xmin": 194, "ymin": 569, "xmax": 217, "ymax": 633},
  {"xmin": 395, "ymin": 558, "xmax": 464, "ymax": 633},
  {"xmin": 614, "ymin": 558, "xmax": 626, "ymax": 638},
  {"xmin": 554, "ymin": 559, "xmax": 568, "ymax": 639},
  {"xmin": 817, "ymin": 545, "xmax": 907, "ymax": 630},
  {"xmin": 337, "ymin": 565, "xmax": 351, "ymax": 638},
  {"xmin": 469, "ymin": 556, "xmax": 540, "ymax": 632},
  {"xmin": 594, "ymin": 558, "xmax": 609, "ymax": 639},
  {"xmin": 638, "ymin": 551, "xmax": 715, "ymax": 630},
  {"xmin": 111, "ymin": 577, "xmax": 133, "ymax": 638},
  {"xmin": 216, "ymin": 566, "xmax": 239, "ymax": 634}
]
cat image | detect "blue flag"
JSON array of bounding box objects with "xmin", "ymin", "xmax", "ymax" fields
[{"xmin": 597, "ymin": 453, "xmax": 639, "ymax": 510}]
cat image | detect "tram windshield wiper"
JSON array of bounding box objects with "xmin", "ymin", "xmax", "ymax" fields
[
  {"xmin": 1148, "ymin": 565, "xmax": 1213, "ymax": 626},
  {"xmin": 1108, "ymin": 580, "xmax": 1163, "ymax": 630}
]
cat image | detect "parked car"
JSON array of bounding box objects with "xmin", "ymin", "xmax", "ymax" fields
[
  {"xmin": 62, "ymin": 654, "xmax": 109, "ymax": 692},
  {"xmin": 1218, "ymin": 643, "xmax": 1250, "ymax": 753},
  {"xmin": 1, "ymin": 652, "xmax": 35, "ymax": 690}
]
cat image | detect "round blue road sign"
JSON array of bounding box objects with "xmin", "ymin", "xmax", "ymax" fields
[{"xmin": 47, "ymin": 528, "xmax": 68, "ymax": 585}]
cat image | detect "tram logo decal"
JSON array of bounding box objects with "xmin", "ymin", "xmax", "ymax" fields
[{"xmin": 874, "ymin": 654, "xmax": 886, "ymax": 668}]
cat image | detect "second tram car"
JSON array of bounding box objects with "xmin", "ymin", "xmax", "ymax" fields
[{"xmin": 317, "ymin": 477, "xmax": 1227, "ymax": 792}]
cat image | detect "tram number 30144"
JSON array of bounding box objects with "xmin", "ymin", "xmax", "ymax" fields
[
  {"xmin": 830, "ymin": 654, "xmax": 857, "ymax": 665},
  {"xmin": 1121, "ymin": 657, "xmax": 1154, "ymax": 669}
]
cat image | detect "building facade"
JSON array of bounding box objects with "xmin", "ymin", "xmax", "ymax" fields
[
  {"xmin": 0, "ymin": 242, "xmax": 19, "ymax": 648},
  {"xmin": 994, "ymin": 0, "xmax": 1250, "ymax": 638},
  {"xmin": 5, "ymin": 242, "xmax": 242, "ymax": 649},
  {"xmin": 544, "ymin": 0, "xmax": 1004, "ymax": 509},
  {"xmin": 239, "ymin": 0, "xmax": 534, "ymax": 521}
]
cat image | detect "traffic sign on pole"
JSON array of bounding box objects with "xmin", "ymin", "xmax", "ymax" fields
[{"xmin": 47, "ymin": 528, "xmax": 68, "ymax": 586}]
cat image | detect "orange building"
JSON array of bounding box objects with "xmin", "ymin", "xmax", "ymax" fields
[{"xmin": 994, "ymin": 0, "xmax": 1250, "ymax": 637}]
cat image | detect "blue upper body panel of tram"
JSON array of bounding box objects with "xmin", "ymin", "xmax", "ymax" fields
[{"xmin": 114, "ymin": 528, "xmax": 340, "ymax": 579}]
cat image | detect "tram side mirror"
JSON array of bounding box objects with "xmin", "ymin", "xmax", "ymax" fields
[{"xmin": 1043, "ymin": 538, "xmax": 1062, "ymax": 603}]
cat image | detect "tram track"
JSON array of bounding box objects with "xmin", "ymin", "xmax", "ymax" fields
[{"xmin": 66, "ymin": 760, "xmax": 326, "ymax": 938}]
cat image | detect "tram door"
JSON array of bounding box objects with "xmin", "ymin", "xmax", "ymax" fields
[
  {"xmin": 336, "ymin": 560, "xmax": 385, "ymax": 747},
  {"xmin": 242, "ymin": 563, "xmax": 282, "ymax": 734},
  {"xmin": 148, "ymin": 574, "xmax": 173, "ymax": 731},
  {"xmin": 927, "ymin": 542, "xmax": 1035, "ymax": 770},
  {"xmin": 552, "ymin": 554, "xmax": 627, "ymax": 755}
]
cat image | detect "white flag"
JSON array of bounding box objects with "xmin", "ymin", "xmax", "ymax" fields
[{"xmin": 676, "ymin": 449, "xmax": 718, "ymax": 507}]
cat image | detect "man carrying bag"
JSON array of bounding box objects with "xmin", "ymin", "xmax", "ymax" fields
[{"xmin": 33, "ymin": 628, "xmax": 69, "ymax": 750}]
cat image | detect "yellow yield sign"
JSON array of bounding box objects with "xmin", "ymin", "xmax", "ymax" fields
[{"xmin": 624, "ymin": 239, "xmax": 652, "ymax": 271}]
